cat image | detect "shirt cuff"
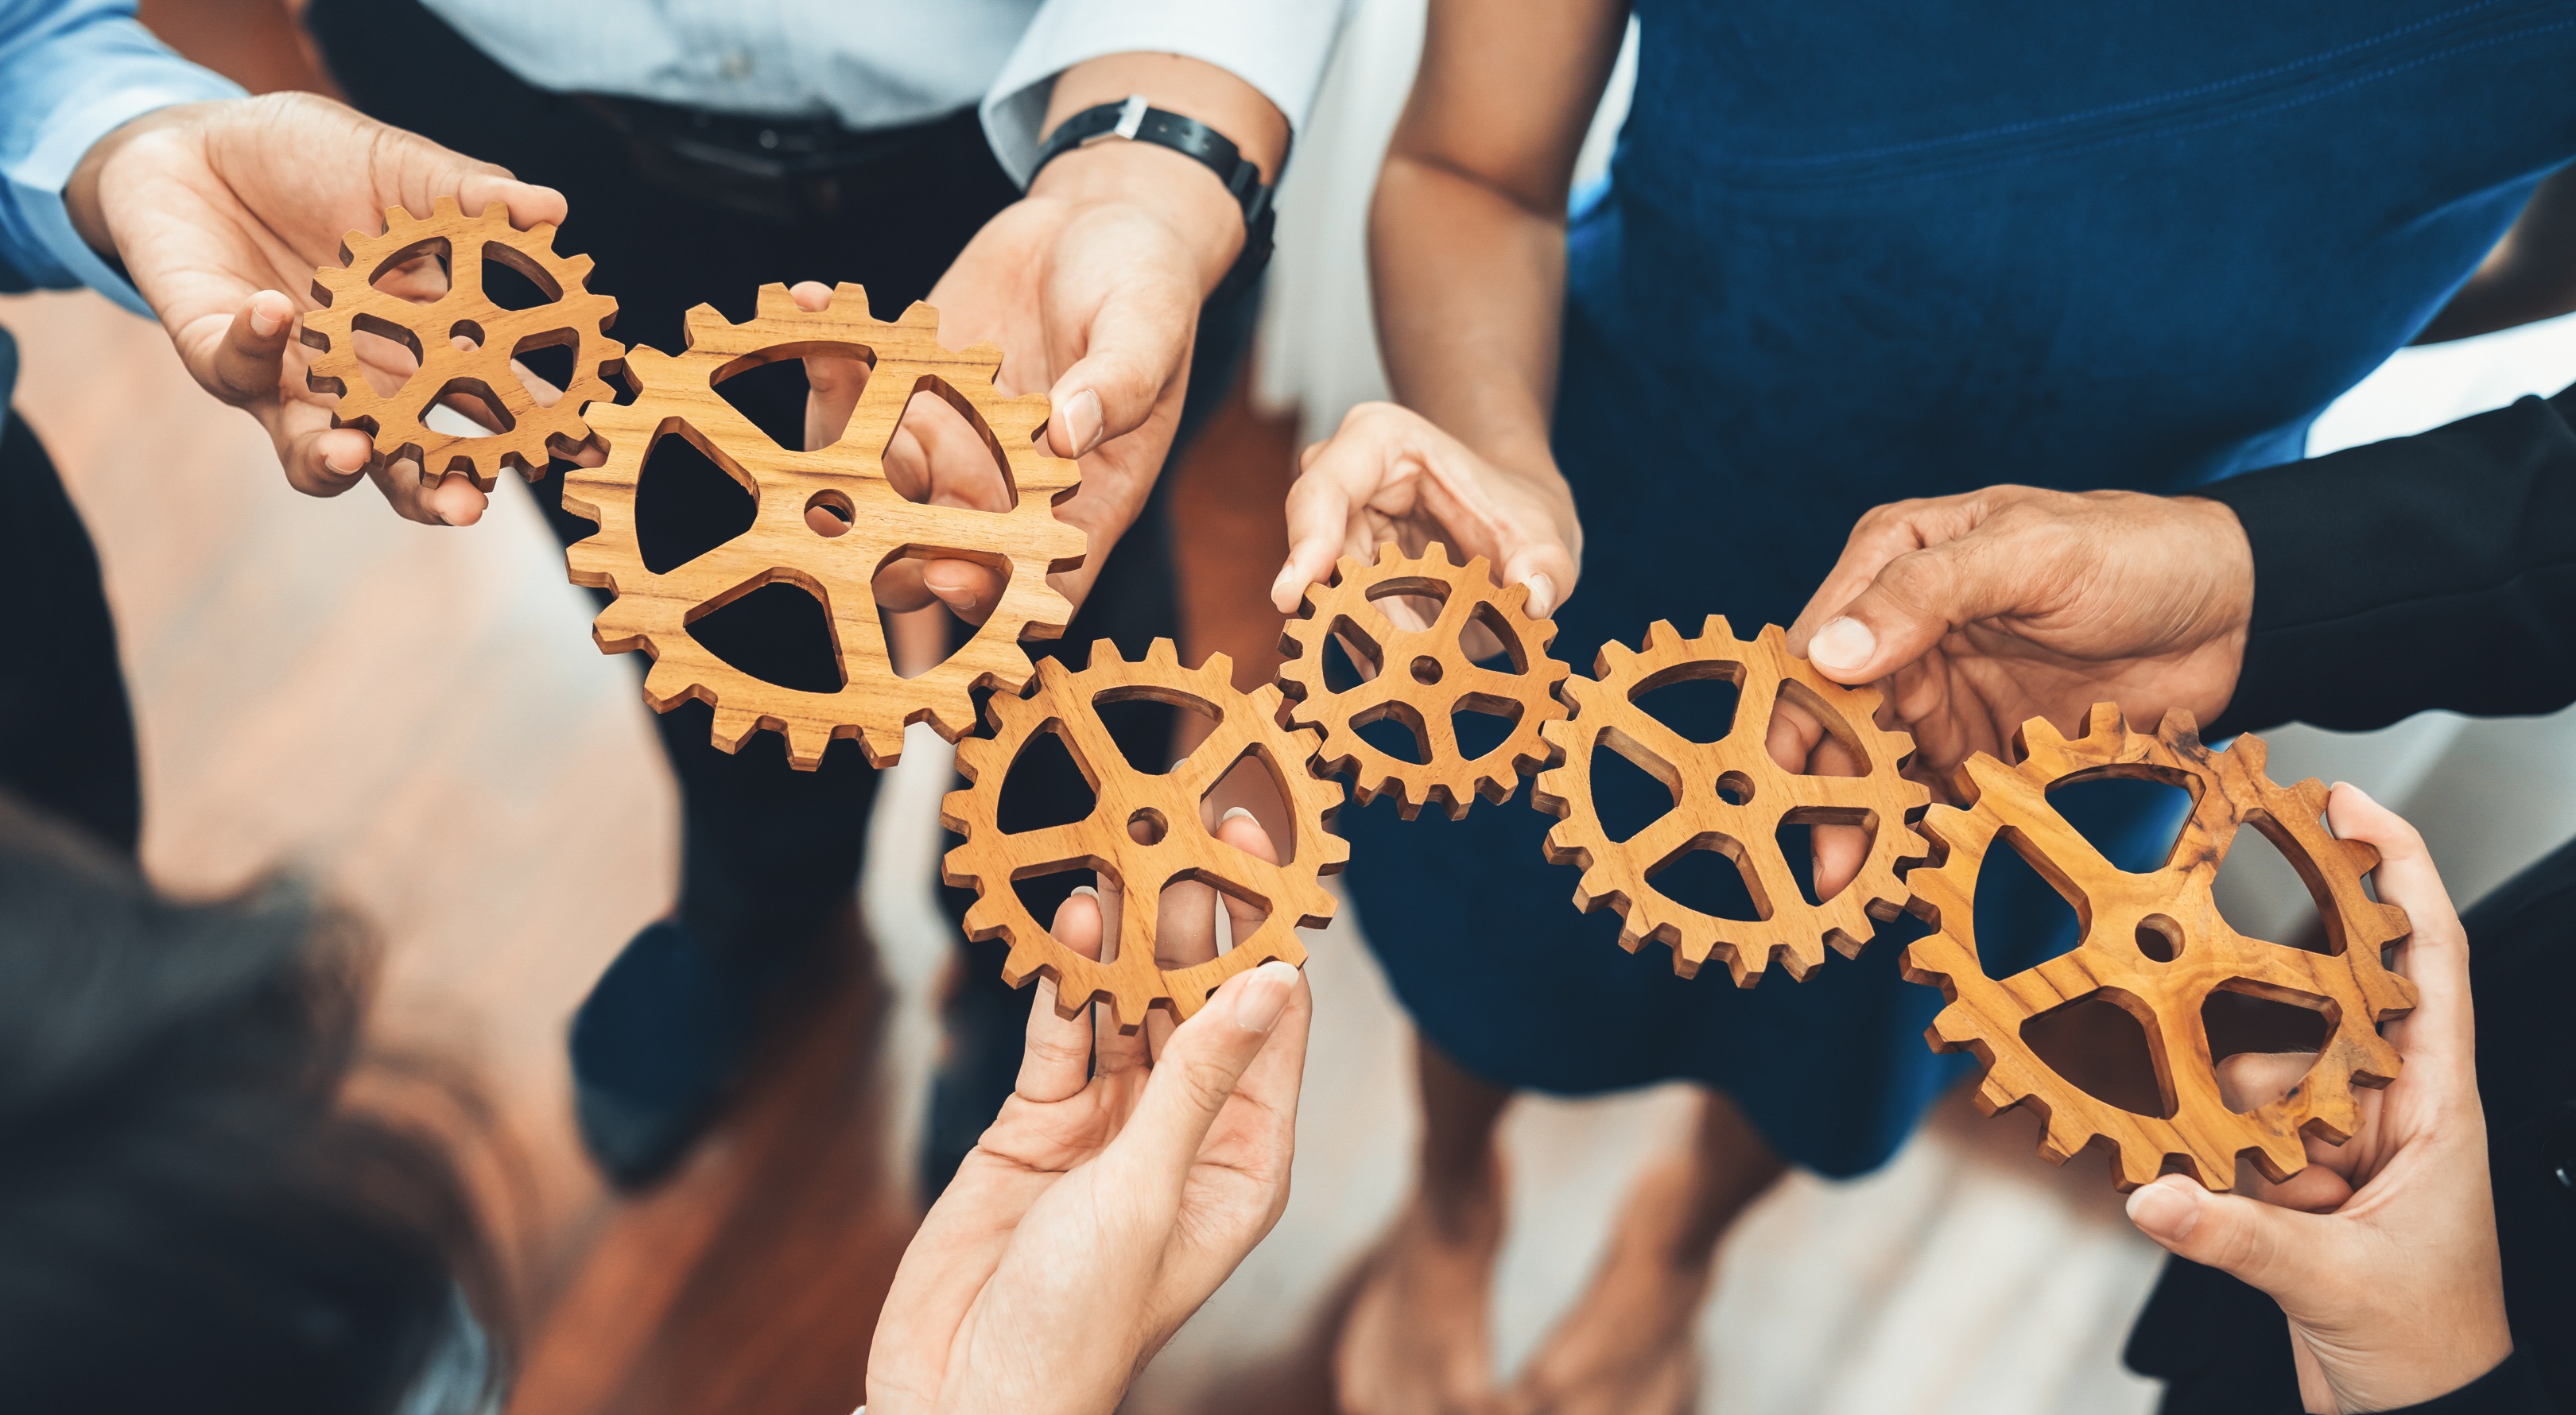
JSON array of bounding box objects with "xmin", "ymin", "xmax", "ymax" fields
[
  {"xmin": 10, "ymin": 72, "xmax": 243, "ymax": 317},
  {"xmin": 980, "ymin": 0, "xmax": 1349, "ymax": 186}
]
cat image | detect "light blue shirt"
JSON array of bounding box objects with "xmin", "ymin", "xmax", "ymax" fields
[
  {"xmin": 0, "ymin": 0, "xmax": 242, "ymax": 318},
  {"xmin": 418, "ymin": 0, "xmax": 1349, "ymax": 185}
]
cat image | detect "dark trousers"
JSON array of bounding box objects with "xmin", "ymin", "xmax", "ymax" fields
[
  {"xmin": 2127, "ymin": 834, "xmax": 2576, "ymax": 1411},
  {"xmin": 305, "ymin": 0, "xmax": 1257, "ymax": 1184},
  {"xmin": 0, "ymin": 409, "xmax": 139, "ymax": 859}
]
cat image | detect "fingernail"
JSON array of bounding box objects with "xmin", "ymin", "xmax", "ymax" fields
[
  {"xmin": 1069, "ymin": 885, "xmax": 1099, "ymax": 900},
  {"xmin": 2124, "ymin": 1177, "xmax": 2201, "ymax": 1242},
  {"xmin": 1220, "ymin": 806, "xmax": 1257, "ymax": 826},
  {"xmin": 1810, "ymin": 616, "xmax": 1876, "ymax": 673},
  {"xmin": 1271, "ymin": 560, "xmax": 1300, "ymax": 603},
  {"xmin": 1232, "ymin": 959, "xmax": 1300, "ymax": 1033},
  {"xmin": 326, "ymin": 448, "xmax": 367, "ymax": 475},
  {"xmin": 1062, "ymin": 388, "xmax": 1104, "ymax": 457},
  {"xmin": 250, "ymin": 307, "xmax": 285, "ymax": 339},
  {"xmin": 1522, "ymin": 573, "xmax": 1558, "ymax": 618}
]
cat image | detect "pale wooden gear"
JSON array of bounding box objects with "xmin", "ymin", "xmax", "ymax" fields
[
  {"xmin": 1531, "ymin": 617, "xmax": 1930, "ymax": 985},
  {"xmin": 1902, "ymin": 704, "xmax": 2419, "ymax": 1191},
  {"xmin": 941, "ymin": 639, "xmax": 1348, "ymax": 1032},
  {"xmin": 564, "ymin": 283, "xmax": 1084, "ymax": 769},
  {"xmin": 1275, "ymin": 541, "xmax": 1571, "ymax": 820},
  {"xmin": 303, "ymin": 195, "xmax": 620, "ymax": 490}
]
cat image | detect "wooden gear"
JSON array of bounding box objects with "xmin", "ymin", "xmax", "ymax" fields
[
  {"xmin": 941, "ymin": 639, "xmax": 1348, "ymax": 1032},
  {"xmin": 564, "ymin": 283, "xmax": 1084, "ymax": 768},
  {"xmin": 1902, "ymin": 704, "xmax": 2418, "ymax": 1191},
  {"xmin": 1532, "ymin": 618, "xmax": 1929, "ymax": 986},
  {"xmin": 1274, "ymin": 541, "xmax": 1570, "ymax": 819},
  {"xmin": 304, "ymin": 196, "xmax": 620, "ymax": 490}
]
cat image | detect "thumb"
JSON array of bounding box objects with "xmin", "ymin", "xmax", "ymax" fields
[
  {"xmin": 1043, "ymin": 282, "xmax": 1194, "ymax": 459},
  {"xmin": 203, "ymin": 289, "xmax": 297, "ymax": 406},
  {"xmin": 2126, "ymin": 1175, "xmax": 2338, "ymax": 1300},
  {"xmin": 1106, "ymin": 961, "xmax": 1302, "ymax": 1183},
  {"xmin": 1806, "ymin": 541, "xmax": 1985, "ymax": 684}
]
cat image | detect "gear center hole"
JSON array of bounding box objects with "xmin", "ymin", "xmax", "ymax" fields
[
  {"xmin": 1129, "ymin": 808, "xmax": 1170, "ymax": 846},
  {"xmin": 805, "ymin": 489, "xmax": 855, "ymax": 538},
  {"xmin": 1410, "ymin": 655, "xmax": 1443, "ymax": 685},
  {"xmin": 1717, "ymin": 772, "xmax": 1754, "ymax": 807},
  {"xmin": 2135, "ymin": 913, "xmax": 2184, "ymax": 962}
]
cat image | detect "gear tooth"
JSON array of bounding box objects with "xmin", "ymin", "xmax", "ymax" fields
[
  {"xmin": 2294, "ymin": 777, "xmax": 2330, "ymax": 816},
  {"xmin": 755, "ymin": 282, "xmax": 800, "ymax": 318},
  {"xmin": 1143, "ymin": 638, "xmax": 1177, "ymax": 666},
  {"xmin": 824, "ymin": 281, "xmax": 871, "ymax": 318},
  {"xmin": 708, "ymin": 707, "xmax": 759, "ymax": 754},
  {"xmin": 1639, "ymin": 619, "xmax": 1679, "ymax": 651},
  {"xmin": 681, "ymin": 301, "xmax": 731, "ymax": 346},
  {"xmin": 783, "ymin": 723, "xmax": 832, "ymax": 770},
  {"xmin": 897, "ymin": 299, "xmax": 940, "ymax": 329},
  {"xmin": 2379, "ymin": 901, "xmax": 2411, "ymax": 936}
]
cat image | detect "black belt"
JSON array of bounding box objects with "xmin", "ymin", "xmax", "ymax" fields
[{"xmin": 575, "ymin": 94, "xmax": 979, "ymax": 223}]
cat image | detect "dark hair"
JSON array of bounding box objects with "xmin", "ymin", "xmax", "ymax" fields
[{"xmin": 0, "ymin": 796, "xmax": 500, "ymax": 1413}]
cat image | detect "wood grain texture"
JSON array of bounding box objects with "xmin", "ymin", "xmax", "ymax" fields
[
  {"xmin": 1275, "ymin": 541, "xmax": 1569, "ymax": 820},
  {"xmin": 304, "ymin": 195, "xmax": 621, "ymax": 490},
  {"xmin": 564, "ymin": 283, "xmax": 1085, "ymax": 769},
  {"xmin": 1532, "ymin": 618, "xmax": 1930, "ymax": 986},
  {"xmin": 941, "ymin": 639, "xmax": 1348, "ymax": 1032},
  {"xmin": 1902, "ymin": 704, "xmax": 2419, "ymax": 1191}
]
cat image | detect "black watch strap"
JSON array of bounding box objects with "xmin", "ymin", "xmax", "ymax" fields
[{"xmin": 1032, "ymin": 95, "xmax": 1277, "ymax": 305}]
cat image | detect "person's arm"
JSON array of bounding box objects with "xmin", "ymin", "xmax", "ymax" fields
[
  {"xmin": 1263, "ymin": 0, "xmax": 1617, "ymax": 618},
  {"xmin": 815, "ymin": 2, "xmax": 1348, "ymax": 626},
  {"xmin": 2198, "ymin": 382, "xmax": 2576, "ymax": 735},
  {"xmin": 1781, "ymin": 379, "xmax": 2576, "ymax": 780},
  {"xmin": 0, "ymin": 0, "xmax": 566, "ymax": 525},
  {"xmin": 865, "ymin": 811, "xmax": 1311, "ymax": 1415}
]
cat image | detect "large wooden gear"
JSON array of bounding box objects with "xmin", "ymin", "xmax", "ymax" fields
[
  {"xmin": 304, "ymin": 196, "xmax": 620, "ymax": 489},
  {"xmin": 941, "ymin": 639, "xmax": 1348, "ymax": 1032},
  {"xmin": 1902, "ymin": 704, "xmax": 2418, "ymax": 1191},
  {"xmin": 1275, "ymin": 541, "xmax": 1570, "ymax": 819},
  {"xmin": 564, "ymin": 283, "xmax": 1084, "ymax": 768},
  {"xmin": 1533, "ymin": 618, "xmax": 1929, "ymax": 986}
]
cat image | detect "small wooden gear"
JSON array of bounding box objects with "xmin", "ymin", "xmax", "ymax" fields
[
  {"xmin": 1902, "ymin": 704, "xmax": 2418, "ymax": 1191},
  {"xmin": 1532, "ymin": 618, "xmax": 1930, "ymax": 985},
  {"xmin": 1274, "ymin": 541, "xmax": 1570, "ymax": 819},
  {"xmin": 941, "ymin": 639, "xmax": 1348, "ymax": 1032},
  {"xmin": 564, "ymin": 283, "xmax": 1084, "ymax": 768},
  {"xmin": 304, "ymin": 196, "xmax": 620, "ymax": 489}
]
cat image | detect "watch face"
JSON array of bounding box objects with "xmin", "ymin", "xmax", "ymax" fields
[{"xmin": 2547, "ymin": 1100, "xmax": 2576, "ymax": 1210}]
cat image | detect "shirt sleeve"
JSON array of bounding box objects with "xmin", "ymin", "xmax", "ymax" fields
[
  {"xmin": 979, "ymin": 0, "xmax": 1354, "ymax": 186},
  {"xmin": 0, "ymin": 0, "xmax": 243, "ymax": 316},
  {"xmin": 2202, "ymin": 380, "xmax": 2576, "ymax": 738}
]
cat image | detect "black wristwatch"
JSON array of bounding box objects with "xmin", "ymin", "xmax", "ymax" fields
[{"xmin": 1031, "ymin": 95, "xmax": 1278, "ymax": 306}]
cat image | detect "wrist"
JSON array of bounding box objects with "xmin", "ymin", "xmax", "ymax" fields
[
  {"xmin": 1026, "ymin": 138, "xmax": 1246, "ymax": 293},
  {"xmin": 64, "ymin": 103, "xmax": 214, "ymax": 263}
]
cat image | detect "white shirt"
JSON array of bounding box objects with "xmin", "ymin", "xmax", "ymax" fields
[{"xmin": 416, "ymin": 0, "xmax": 1349, "ymax": 183}]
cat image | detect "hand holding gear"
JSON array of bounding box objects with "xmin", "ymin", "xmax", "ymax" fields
[
  {"xmin": 1534, "ymin": 618, "xmax": 1930, "ymax": 985},
  {"xmin": 564, "ymin": 283, "xmax": 1084, "ymax": 769},
  {"xmin": 303, "ymin": 195, "xmax": 619, "ymax": 489},
  {"xmin": 942, "ymin": 640, "xmax": 1347, "ymax": 1032},
  {"xmin": 1275, "ymin": 541, "xmax": 1569, "ymax": 819},
  {"xmin": 1902, "ymin": 704, "xmax": 2418, "ymax": 1191}
]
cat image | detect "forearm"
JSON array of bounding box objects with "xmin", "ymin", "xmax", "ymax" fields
[
  {"xmin": 1368, "ymin": 152, "xmax": 1568, "ymax": 483},
  {"xmin": 2205, "ymin": 382, "xmax": 2576, "ymax": 735}
]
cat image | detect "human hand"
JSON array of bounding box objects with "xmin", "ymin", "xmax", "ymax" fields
[
  {"xmin": 866, "ymin": 810, "xmax": 1312, "ymax": 1415},
  {"xmin": 66, "ymin": 92, "xmax": 568, "ymax": 526},
  {"xmin": 1271, "ymin": 401, "xmax": 1581, "ymax": 625},
  {"xmin": 1780, "ymin": 486, "xmax": 2253, "ymax": 785},
  {"xmin": 2123, "ymin": 785, "xmax": 2509, "ymax": 1415}
]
